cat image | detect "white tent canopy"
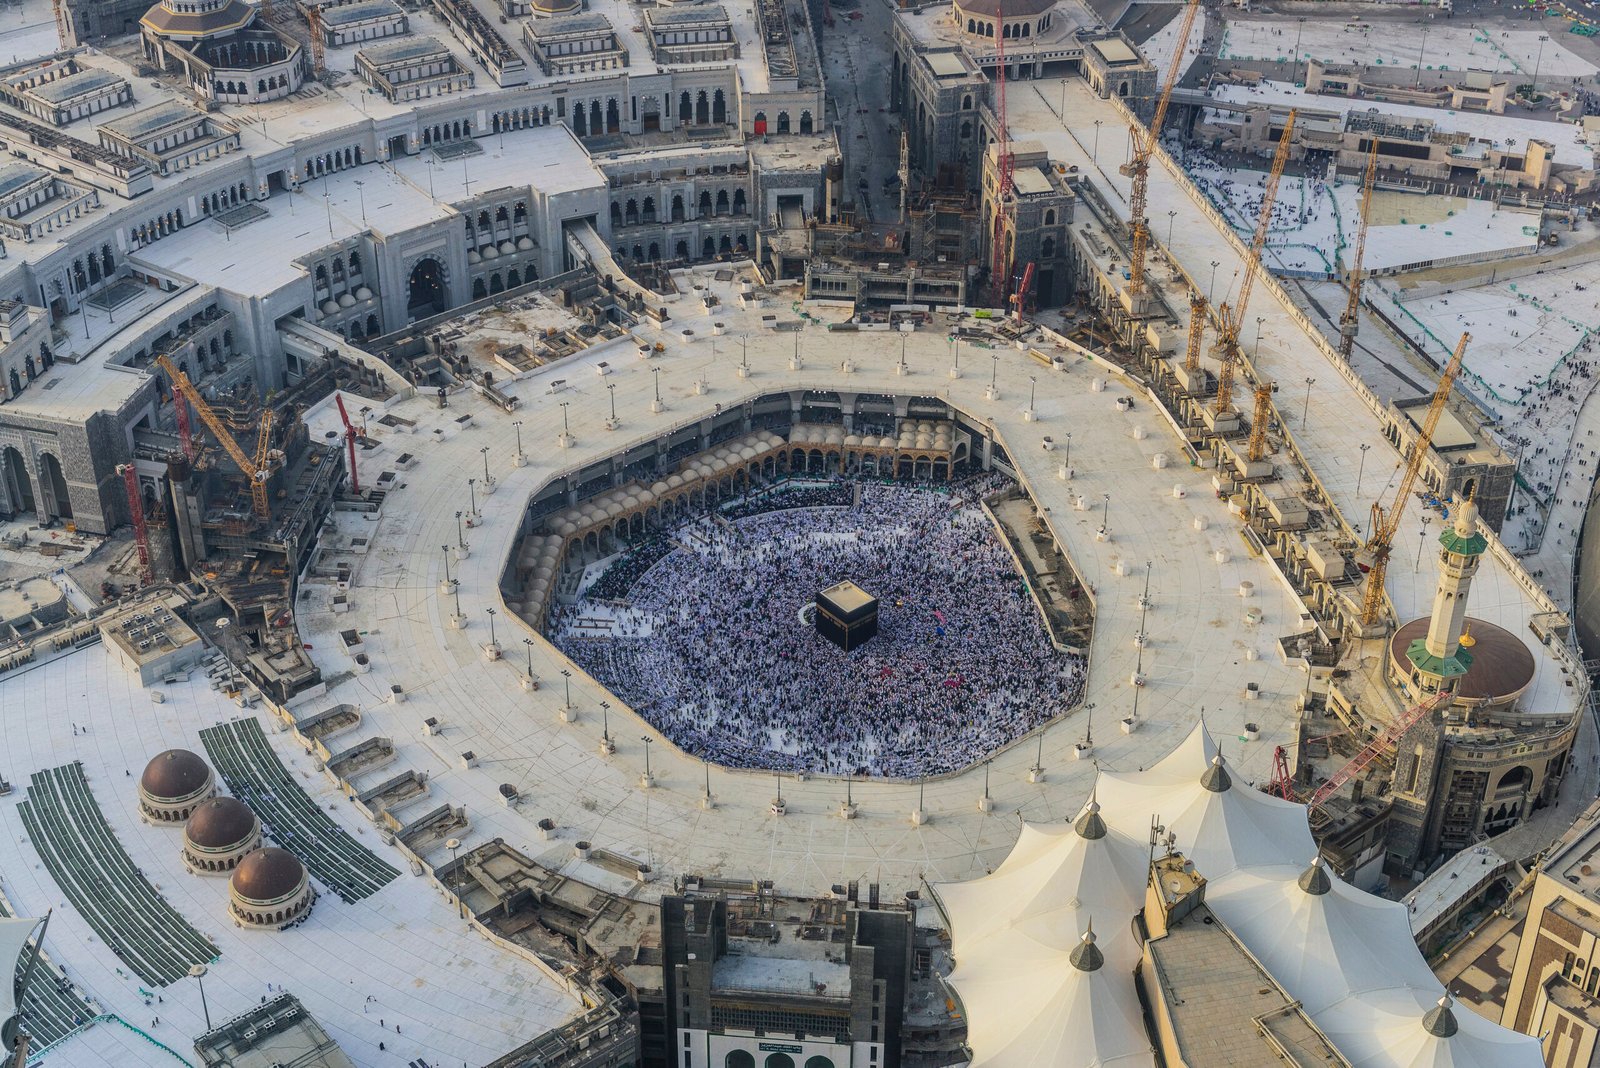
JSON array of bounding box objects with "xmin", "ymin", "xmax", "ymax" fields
[
  {"xmin": 0, "ymin": 916, "xmax": 40, "ymax": 1026},
  {"xmin": 934, "ymin": 721, "xmax": 1544, "ymax": 1068}
]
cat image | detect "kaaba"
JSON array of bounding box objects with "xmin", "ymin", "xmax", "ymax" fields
[{"xmin": 816, "ymin": 580, "xmax": 879, "ymax": 652}]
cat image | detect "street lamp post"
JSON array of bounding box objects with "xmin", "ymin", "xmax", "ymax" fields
[
  {"xmin": 467, "ymin": 477, "xmax": 478, "ymax": 516},
  {"xmin": 990, "ymin": 352, "xmax": 999, "ymax": 392},
  {"xmin": 640, "ymin": 736, "xmax": 654, "ymax": 787},
  {"xmin": 1255, "ymin": 316, "xmax": 1266, "ymax": 359},
  {"xmin": 1064, "ymin": 432, "xmax": 1072, "ymax": 471},
  {"xmin": 1167, "ymin": 210, "xmax": 1177, "ymax": 247},
  {"xmin": 523, "ymin": 636, "xmax": 534, "ymax": 677},
  {"xmin": 512, "ymin": 419, "xmax": 523, "ymax": 457},
  {"xmin": 607, "ymin": 381, "xmax": 617, "ymax": 424},
  {"xmin": 1356, "ymin": 443, "xmax": 1370, "ymax": 497},
  {"xmin": 441, "ymin": 545, "xmax": 452, "ymax": 586},
  {"xmin": 485, "ymin": 607, "xmax": 497, "ymax": 647},
  {"xmin": 1092, "ymin": 119, "xmax": 1103, "ymax": 163},
  {"xmin": 652, "ymin": 366, "xmax": 663, "ymax": 410},
  {"xmin": 1208, "ymin": 260, "xmax": 1221, "ymax": 303},
  {"xmin": 189, "ymin": 964, "xmax": 211, "ymax": 1031},
  {"xmin": 1101, "ymin": 493, "xmax": 1111, "ymax": 530},
  {"xmin": 1416, "ymin": 23, "xmax": 1430, "ymax": 86},
  {"xmin": 601, "ymin": 700, "xmax": 612, "ymax": 749},
  {"xmin": 480, "ymin": 446, "xmax": 491, "ymax": 483},
  {"xmin": 1533, "ymin": 34, "xmax": 1550, "ymax": 98},
  {"xmin": 447, "ymin": 837, "xmax": 463, "ymax": 919},
  {"xmin": 1028, "ymin": 375, "xmax": 1037, "ymax": 413},
  {"xmin": 560, "ymin": 401, "xmax": 571, "ymax": 438},
  {"xmin": 455, "ymin": 511, "xmax": 466, "ymax": 549},
  {"xmin": 1417, "ymin": 516, "xmax": 1432, "ymax": 569},
  {"xmin": 1302, "ymin": 377, "xmax": 1315, "ymax": 427}
]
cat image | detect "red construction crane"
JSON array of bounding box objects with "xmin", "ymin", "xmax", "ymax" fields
[
  {"xmin": 1011, "ymin": 261, "xmax": 1035, "ymax": 325},
  {"xmin": 1307, "ymin": 692, "xmax": 1452, "ymax": 810},
  {"xmin": 335, "ymin": 393, "xmax": 361, "ymax": 495},
  {"xmin": 1125, "ymin": 0, "xmax": 1201, "ymax": 298},
  {"xmin": 989, "ymin": 0, "xmax": 1014, "ymax": 308},
  {"xmin": 119, "ymin": 464, "xmax": 154, "ymax": 588}
]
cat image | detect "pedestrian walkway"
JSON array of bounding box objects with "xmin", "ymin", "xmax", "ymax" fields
[{"xmin": 199, "ymin": 718, "xmax": 398, "ymax": 903}]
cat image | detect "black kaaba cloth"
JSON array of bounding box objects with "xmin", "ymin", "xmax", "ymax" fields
[{"xmin": 816, "ymin": 580, "xmax": 879, "ymax": 652}]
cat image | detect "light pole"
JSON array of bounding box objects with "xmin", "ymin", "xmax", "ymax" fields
[
  {"xmin": 452, "ymin": 577, "xmax": 463, "ymax": 619},
  {"xmin": 189, "ymin": 964, "xmax": 211, "ymax": 1031},
  {"xmin": 1028, "ymin": 375, "xmax": 1037, "ymax": 412},
  {"xmin": 1208, "ymin": 260, "xmax": 1221, "ymax": 303},
  {"xmin": 1092, "ymin": 119, "xmax": 1103, "ymax": 163},
  {"xmin": 652, "ymin": 366, "xmax": 662, "ymax": 408},
  {"xmin": 1302, "ymin": 376, "xmax": 1315, "ymax": 427},
  {"xmin": 1063, "ymin": 432, "xmax": 1072, "ymax": 471},
  {"xmin": 601, "ymin": 700, "xmax": 612, "ymax": 748},
  {"xmin": 990, "ymin": 352, "xmax": 999, "ymax": 392},
  {"xmin": 1255, "ymin": 316, "xmax": 1266, "ymax": 359},
  {"xmin": 467, "ymin": 477, "xmax": 478, "ymax": 516},
  {"xmin": 607, "ymin": 381, "xmax": 617, "ymax": 423},
  {"xmin": 1356, "ymin": 443, "xmax": 1370, "ymax": 497},
  {"xmin": 1533, "ymin": 34, "xmax": 1550, "ymax": 98},
  {"xmin": 1167, "ymin": 210, "xmax": 1177, "ymax": 247},
  {"xmin": 1294, "ymin": 16, "xmax": 1306, "ymax": 82},
  {"xmin": 1101, "ymin": 493, "xmax": 1110, "ymax": 529},
  {"xmin": 523, "ymin": 636, "xmax": 534, "ymax": 676},
  {"xmin": 512, "ymin": 419, "xmax": 523, "ymax": 457},
  {"xmin": 455, "ymin": 510, "xmax": 466, "ymax": 549},
  {"xmin": 561, "ymin": 667, "xmax": 572, "ymax": 709},
  {"xmin": 441, "ymin": 544, "xmax": 452, "ymax": 585},
  {"xmin": 560, "ymin": 400, "xmax": 571, "ymax": 438},
  {"xmin": 1416, "ymin": 516, "xmax": 1432, "ymax": 569},
  {"xmin": 485, "ymin": 606, "xmax": 497, "ymax": 646},
  {"xmin": 640, "ymin": 736, "xmax": 653, "ymax": 784},
  {"xmin": 480, "ymin": 446, "xmax": 491, "ymax": 483},
  {"xmin": 1416, "ymin": 23, "xmax": 1430, "ymax": 86},
  {"xmin": 447, "ymin": 837, "xmax": 463, "ymax": 919}
]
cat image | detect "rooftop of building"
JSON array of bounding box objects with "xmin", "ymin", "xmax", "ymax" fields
[{"xmin": 98, "ymin": 590, "xmax": 202, "ymax": 668}]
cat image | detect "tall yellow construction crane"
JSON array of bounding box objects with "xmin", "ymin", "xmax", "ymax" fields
[
  {"xmin": 1359, "ymin": 332, "xmax": 1471, "ymax": 628},
  {"xmin": 1124, "ymin": 0, "xmax": 1201, "ymax": 298},
  {"xmin": 1215, "ymin": 109, "xmax": 1297, "ymax": 415},
  {"xmin": 156, "ymin": 355, "xmax": 278, "ymax": 521},
  {"xmin": 1338, "ymin": 142, "xmax": 1380, "ymax": 365}
]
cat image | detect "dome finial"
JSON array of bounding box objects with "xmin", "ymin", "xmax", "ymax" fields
[
  {"xmin": 1200, "ymin": 750, "xmax": 1232, "ymax": 793},
  {"xmin": 1069, "ymin": 918, "xmax": 1103, "ymax": 972},
  {"xmin": 1075, "ymin": 783, "xmax": 1107, "ymax": 840},
  {"xmin": 1422, "ymin": 994, "xmax": 1459, "ymax": 1038},
  {"xmin": 1298, "ymin": 855, "xmax": 1331, "ymax": 895}
]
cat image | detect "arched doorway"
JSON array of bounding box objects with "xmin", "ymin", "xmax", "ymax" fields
[
  {"xmin": 38, "ymin": 453, "xmax": 70, "ymax": 520},
  {"xmin": 407, "ymin": 257, "xmax": 448, "ymax": 319},
  {"xmin": 1, "ymin": 447, "xmax": 33, "ymax": 516}
]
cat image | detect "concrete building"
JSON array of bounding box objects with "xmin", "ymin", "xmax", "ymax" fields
[{"xmin": 661, "ymin": 881, "xmax": 914, "ymax": 1068}]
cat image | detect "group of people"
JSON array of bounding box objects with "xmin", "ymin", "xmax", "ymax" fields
[{"xmin": 551, "ymin": 476, "xmax": 1085, "ymax": 778}]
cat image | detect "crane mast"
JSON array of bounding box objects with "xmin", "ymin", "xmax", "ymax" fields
[
  {"xmin": 1338, "ymin": 142, "xmax": 1380, "ymax": 365},
  {"xmin": 989, "ymin": 0, "xmax": 1014, "ymax": 307},
  {"xmin": 1183, "ymin": 293, "xmax": 1207, "ymax": 374},
  {"xmin": 1125, "ymin": 0, "xmax": 1201, "ymax": 298},
  {"xmin": 1246, "ymin": 381, "xmax": 1273, "ymax": 462},
  {"xmin": 1215, "ymin": 109, "xmax": 1296, "ymax": 415},
  {"xmin": 1358, "ymin": 332, "xmax": 1471, "ymax": 628}
]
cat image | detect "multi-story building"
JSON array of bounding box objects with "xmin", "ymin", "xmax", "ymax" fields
[{"xmin": 661, "ymin": 880, "xmax": 914, "ymax": 1068}]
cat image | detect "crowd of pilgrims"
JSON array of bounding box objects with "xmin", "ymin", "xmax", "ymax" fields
[{"xmin": 551, "ymin": 476, "xmax": 1085, "ymax": 777}]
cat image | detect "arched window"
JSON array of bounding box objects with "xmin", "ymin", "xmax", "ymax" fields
[
  {"xmin": 1044, "ymin": 209, "xmax": 1055, "ymax": 226},
  {"xmin": 1021, "ymin": 22, "xmax": 1029, "ymax": 36},
  {"xmin": 962, "ymin": 94, "xmax": 972, "ymax": 110},
  {"xmin": 966, "ymin": 18, "xmax": 974, "ymax": 32},
  {"xmin": 765, "ymin": 1055, "xmax": 795, "ymax": 1068},
  {"xmin": 1042, "ymin": 236, "xmax": 1055, "ymax": 258},
  {"xmin": 960, "ymin": 121, "xmax": 972, "ymax": 138},
  {"xmin": 804, "ymin": 1058, "xmax": 835, "ymax": 1068},
  {"xmin": 726, "ymin": 1054, "xmax": 755, "ymax": 1068}
]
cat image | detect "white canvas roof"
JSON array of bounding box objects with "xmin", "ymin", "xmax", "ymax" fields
[
  {"xmin": 934, "ymin": 722, "xmax": 1544, "ymax": 1068},
  {"xmin": 0, "ymin": 916, "xmax": 39, "ymax": 1025}
]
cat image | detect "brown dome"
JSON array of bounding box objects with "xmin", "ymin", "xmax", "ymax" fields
[
  {"xmin": 140, "ymin": 749, "xmax": 212, "ymax": 802},
  {"xmin": 184, "ymin": 797, "xmax": 259, "ymax": 850},
  {"xmin": 1389, "ymin": 616, "xmax": 1536, "ymax": 704},
  {"xmin": 955, "ymin": 0, "xmax": 1053, "ymax": 18},
  {"xmin": 231, "ymin": 848, "xmax": 306, "ymax": 903}
]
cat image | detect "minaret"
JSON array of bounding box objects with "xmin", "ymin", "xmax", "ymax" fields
[{"xmin": 1405, "ymin": 496, "xmax": 1488, "ymax": 690}]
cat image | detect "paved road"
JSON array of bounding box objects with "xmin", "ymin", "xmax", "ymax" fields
[{"xmin": 819, "ymin": 0, "xmax": 902, "ymax": 228}]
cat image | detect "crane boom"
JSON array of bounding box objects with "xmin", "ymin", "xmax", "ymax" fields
[
  {"xmin": 1126, "ymin": 0, "xmax": 1201, "ymax": 298},
  {"xmin": 1215, "ymin": 109, "xmax": 1296, "ymax": 415},
  {"xmin": 120, "ymin": 464, "xmax": 154, "ymax": 587},
  {"xmin": 335, "ymin": 393, "xmax": 361, "ymax": 494},
  {"xmin": 1246, "ymin": 381, "xmax": 1273, "ymax": 462},
  {"xmin": 156, "ymin": 354, "xmax": 274, "ymax": 521},
  {"xmin": 1308, "ymin": 692, "xmax": 1452, "ymax": 809},
  {"xmin": 1358, "ymin": 332, "xmax": 1471, "ymax": 627},
  {"xmin": 1338, "ymin": 142, "xmax": 1380, "ymax": 364}
]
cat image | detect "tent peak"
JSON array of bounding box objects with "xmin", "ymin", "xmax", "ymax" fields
[{"xmin": 1423, "ymin": 995, "xmax": 1459, "ymax": 1038}]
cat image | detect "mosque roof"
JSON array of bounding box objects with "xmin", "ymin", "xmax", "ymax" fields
[
  {"xmin": 231, "ymin": 847, "xmax": 307, "ymax": 904},
  {"xmin": 184, "ymin": 796, "xmax": 259, "ymax": 850},
  {"xmin": 140, "ymin": 749, "xmax": 212, "ymax": 802},
  {"xmin": 933, "ymin": 720, "xmax": 1545, "ymax": 1068}
]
